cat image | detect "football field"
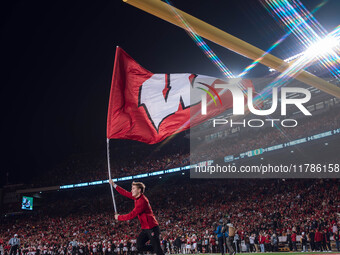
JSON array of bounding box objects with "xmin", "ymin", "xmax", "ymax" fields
[{"xmin": 178, "ymin": 253, "xmax": 340, "ymax": 255}]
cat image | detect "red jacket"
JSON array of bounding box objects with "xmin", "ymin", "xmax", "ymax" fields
[
  {"xmin": 315, "ymin": 231, "xmax": 323, "ymax": 242},
  {"xmin": 116, "ymin": 185, "xmax": 158, "ymax": 229},
  {"xmin": 291, "ymin": 233, "xmax": 297, "ymax": 242},
  {"xmin": 259, "ymin": 236, "xmax": 266, "ymax": 244}
]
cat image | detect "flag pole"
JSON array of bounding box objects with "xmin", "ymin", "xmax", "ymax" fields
[
  {"xmin": 107, "ymin": 138, "xmax": 118, "ymax": 213},
  {"xmin": 123, "ymin": 0, "xmax": 340, "ymax": 99}
]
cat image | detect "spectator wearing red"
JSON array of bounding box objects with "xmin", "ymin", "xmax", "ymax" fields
[
  {"xmin": 265, "ymin": 233, "xmax": 271, "ymax": 252},
  {"xmin": 291, "ymin": 231, "xmax": 297, "ymax": 251},
  {"xmin": 259, "ymin": 233, "xmax": 265, "ymax": 252},
  {"xmin": 315, "ymin": 229, "xmax": 323, "ymax": 251},
  {"xmin": 0, "ymin": 238, "xmax": 4, "ymax": 255}
]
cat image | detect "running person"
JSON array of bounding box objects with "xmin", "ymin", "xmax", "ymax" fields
[{"xmin": 109, "ymin": 180, "xmax": 164, "ymax": 255}]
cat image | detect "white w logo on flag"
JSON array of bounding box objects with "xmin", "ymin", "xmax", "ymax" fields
[{"xmin": 138, "ymin": 74, "xmax": 201, "ymax": 131}]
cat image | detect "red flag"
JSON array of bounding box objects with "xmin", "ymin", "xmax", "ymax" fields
[{"xmin": 107, "ymin": 47, "xmax": 254, "ymax": 144}]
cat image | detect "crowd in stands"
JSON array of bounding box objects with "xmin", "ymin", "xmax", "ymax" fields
[
  {"xmin": 26, "ymin": 106, "xmax": 340, "ymax": 186},
  {"xmin": 31, "ymin": 151, "xmax": 190, "ymax": 187},
  {"xmin": 191, "ymin": 108, "xmax": 340, "ymax": 162},
  {"xmin": 28, "ymin": 107, "xmax": 340, "ymax": 187},
  {"xmin": 1, "ymin": 178, "xmax": 339, "ymax": 254}
]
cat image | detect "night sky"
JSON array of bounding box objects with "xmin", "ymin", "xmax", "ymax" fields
[{"xmin": 1, "ymin": 0, "xmax": 339, "ymax": 186}]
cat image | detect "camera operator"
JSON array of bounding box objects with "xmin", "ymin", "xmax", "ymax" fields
[{"xmin": 222, "ymin": 222, "xmax": 235, "ymax": 255}]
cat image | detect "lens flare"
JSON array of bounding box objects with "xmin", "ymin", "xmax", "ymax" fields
[{"xmin": 261, "ymin": 0, "xmax": 340, "ymax": 81}]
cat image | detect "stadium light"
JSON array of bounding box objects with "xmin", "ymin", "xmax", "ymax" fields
[
  {"xmin": 124, "ymin": 0, "xmax": 340, "ymax": 98},
  {"xmin": 305, "ymin": 36, "xmax": 339, "ymax": 59},
  {"xmin": 269, "ymin": 37, "xmax": 339, "ymax": 72}
]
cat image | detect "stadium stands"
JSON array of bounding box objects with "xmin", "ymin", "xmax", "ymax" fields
[
  {"xmin": 1, "ymin": 178, "xmax": 339, "ymax": 254},
  {"xmin": 27, "ymin": 106, "xmax": 340, "ymax": 187}
]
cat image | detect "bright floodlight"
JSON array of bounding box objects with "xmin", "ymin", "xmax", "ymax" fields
[{"xmin": 305, "ymin": 36, "xmax": 339, "ymax": 58}]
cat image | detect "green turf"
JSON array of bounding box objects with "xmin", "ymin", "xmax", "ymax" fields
[{"xmin": 177, "ymin": 253, "xmax": 340, "ymax": 255}]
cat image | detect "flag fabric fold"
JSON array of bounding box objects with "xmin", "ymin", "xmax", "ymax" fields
[{"xmin": 107, "ymin": 47, "xmax": 254, "ymax": 144}]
